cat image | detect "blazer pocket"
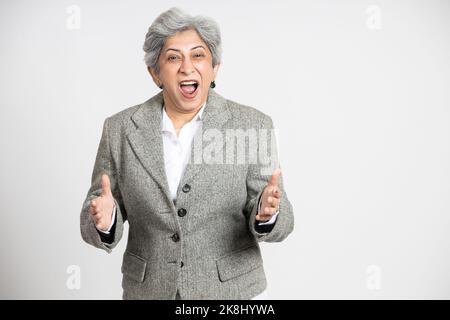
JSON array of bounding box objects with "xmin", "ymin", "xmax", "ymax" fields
[
  {"xmin": 216, "ymin": 244, "xmax": 263, "ymax": 282},
  {"xmin": 121, "ymin": 251, "xmax": 147, "ymax": 283}
]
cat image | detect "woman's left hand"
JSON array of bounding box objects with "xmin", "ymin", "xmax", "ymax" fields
[{"xmin": 256, "ymin": 168, "xmax": 281, "ymax": 222}]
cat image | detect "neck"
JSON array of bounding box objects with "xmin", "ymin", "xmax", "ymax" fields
[{"xmin": 162, "ymin": 94, "xmax": 205, "ymax": 130}]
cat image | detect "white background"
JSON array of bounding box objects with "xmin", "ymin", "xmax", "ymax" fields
[{"xmin": 0, "ymin": 0, "xmax": 449, "ymax": 299}]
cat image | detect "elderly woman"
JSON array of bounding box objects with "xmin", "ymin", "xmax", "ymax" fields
[{"xmin": 80, "ymin": 7, "xmax": 294, "ymax": 300}]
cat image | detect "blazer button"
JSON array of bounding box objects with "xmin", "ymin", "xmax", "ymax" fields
[
  {"xmin": 182, "ymin": 184, "xmax": 191, "ymax": 193},
  {"xmin": 171, "ymin": 233, "xmax": 180, "ymax": 242},
  {"xmin": 177, "ymin": 208, "xmax": 187, "ymax": 217}
]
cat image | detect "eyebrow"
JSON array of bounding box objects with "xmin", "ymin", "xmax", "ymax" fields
[{"xmin": 165, "ymin": 45, "xmax": 206, "ymax": 53}]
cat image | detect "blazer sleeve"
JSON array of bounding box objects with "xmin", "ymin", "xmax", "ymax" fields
[
  {"xmin": 244, "ymin": 114, "xmax": 294, "ymax": 242},
  {"xmin": 80, "ymin": 117, "xmax": 127, "ymax": 253}
]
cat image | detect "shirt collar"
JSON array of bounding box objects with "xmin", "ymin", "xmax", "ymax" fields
[{"xmin": 161, "ymin": 102, "xmax": 206, "ymax": 133}]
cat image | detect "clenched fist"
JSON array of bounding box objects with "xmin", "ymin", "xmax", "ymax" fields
[
  {"xmin": 256, "ymin": 167, "xmax": 281, "ymax": 222},
  {"xmin": 89, "ymin": 174, "xmax": 114, "ymax": 232}
]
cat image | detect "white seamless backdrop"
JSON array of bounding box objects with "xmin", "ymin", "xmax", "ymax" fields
[{"xmin": 0, "ymin": 0, "xmax": 449, "ymax": 299}]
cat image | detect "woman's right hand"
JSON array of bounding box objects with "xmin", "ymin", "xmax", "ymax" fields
[{"xmin": 89, "ymin": 174, "xmax": 114, "ymax": 232}]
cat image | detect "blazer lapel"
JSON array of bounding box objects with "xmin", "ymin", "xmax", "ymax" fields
[
  {"xmin": 176, "ymin": 89, "xmax": 231, "ymax": 195},
  {"xmin": 126, "ymin": 92, "xmax": 173, "ymax": 206}
]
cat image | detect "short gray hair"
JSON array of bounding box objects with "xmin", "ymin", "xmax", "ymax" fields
[{"xmin": 143, "ymin": 7, "xmax": 222, "ymax": 74}]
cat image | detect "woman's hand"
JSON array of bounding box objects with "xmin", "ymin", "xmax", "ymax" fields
[
  {"xmin": 89, "ymin": 174, "xmax": 114, "ymax": 231},
  {"xmin": 256, "ymin": 168, "xmax": 281, "ymax": 222}
]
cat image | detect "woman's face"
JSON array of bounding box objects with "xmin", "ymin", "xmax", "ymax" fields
[{"xmin": 149, "ymin": 28, "xmax": 219, "ymax": 113}]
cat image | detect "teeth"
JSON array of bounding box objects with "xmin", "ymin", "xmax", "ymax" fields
[{"xmin": 180, "ymin": 81, "xmax": 197, "ymax": 86}]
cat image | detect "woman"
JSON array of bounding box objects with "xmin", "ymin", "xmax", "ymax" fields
[{"xmin": 80, "ymin": 7, "xmax": 294, "ymax": 300}]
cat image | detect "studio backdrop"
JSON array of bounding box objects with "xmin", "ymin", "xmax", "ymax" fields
[{"xmin": 0, "ymin": 0, "xmax": 449, "ymax": 299}]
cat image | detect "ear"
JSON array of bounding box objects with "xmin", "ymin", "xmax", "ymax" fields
[{"xmin": 147, "ymin": 66, "xmax": 162, "ymax": 87}]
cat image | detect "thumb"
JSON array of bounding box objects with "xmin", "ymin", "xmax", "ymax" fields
[
  {"xmin": 267, "ymin": 167, "xmax": 281, "ymax": 187},
  {"xmin": 101, "ymin": 174, "xmax": 112, "ymax": 197}
]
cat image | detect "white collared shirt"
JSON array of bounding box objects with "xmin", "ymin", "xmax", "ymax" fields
[{"xmin": 161, "ymin": 102, "xmax": 206, "ymax": 200}]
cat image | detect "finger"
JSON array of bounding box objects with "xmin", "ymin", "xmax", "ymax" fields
[
  {"xmin": 274, "ymin": 198, "xmax": 281, "ymax": 210},
  {"xmin": 95, "ymin": 222, "xmax": 106, "ymax": 231},
  {"xmin": 90, "ymin": 200, "xmax": 99, "ymax": 212},
  {"xmin": 264, "ymin": 206, "xmax": 277, "ymax": 215},
  {"xmin": 267, "ymin": 196, "xmax": 276, "ymax": 208},
  {"xmin": 101, "ymin": 174, "xmax": 112, "ymax": 197},
  {"xmin": 267, "ymin": 167, "xmax": 281, "ymax": 187},
  {"xmin": 256, "ymin": 213, "xmax": 273, "ymax": 221},
  {"xmin": 91, "ymin": 214, "xmax": 100, "ymax": 225},
  {"xmin": 272, "ymin": 187, "xmax": 281, "ymax": 198},
  {"xmin": 256, "ymin": 210, "xmax": 272, "ymax": 220},
  {"xmin": 256, "ymin": 214, "xmax": 271, "ymax": 221},
  {"xmin": 268, "ymin": 197, "xmax": 279, "ymax": 208},
  {"xmin": 92, "ymin": 200, "xmax": 103, "ymax": 214}
]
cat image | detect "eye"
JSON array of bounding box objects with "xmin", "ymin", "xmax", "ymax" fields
[
  {"xmin": 168, "ymin": 56, "xmax": 180, "ymax": 61},
  {"xmin": 193, "ymin": 53, "xmax": 205, "ymax": 58}
]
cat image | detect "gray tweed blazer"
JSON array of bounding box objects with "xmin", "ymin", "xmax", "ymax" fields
[{"xmin": 80, "ymin": 89, "xmax": 294, "ymax": 299}]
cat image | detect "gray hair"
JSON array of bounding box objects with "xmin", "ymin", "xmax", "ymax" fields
[{"xmin": 143, "ymin": 7, "xmax": 222, "ymax": 75}]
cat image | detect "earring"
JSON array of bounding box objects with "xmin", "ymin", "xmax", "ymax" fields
[
  {"xmin": 158, "ymin": 83, "xmax": 163, "ymax": 89},
  {"xmin": 210, "ymin": 81, "xmax": 216, "ymax": 88}
]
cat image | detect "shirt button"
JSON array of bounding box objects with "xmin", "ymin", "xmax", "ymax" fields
[
  {"xmin": 171, "ymin": 233, "xmax": 180, "ymax": 242},
  {"xmin": 182, "ymin": 184, "xmax": 191, "ymax": 193},
  {"xmin": 177, "ymin": 208, "xmax": 187, "ymax": 217}
]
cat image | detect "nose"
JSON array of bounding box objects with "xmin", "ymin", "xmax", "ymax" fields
[{"xmin": 179, "ymin": 57, "xmax": 195, "ymax": 75}]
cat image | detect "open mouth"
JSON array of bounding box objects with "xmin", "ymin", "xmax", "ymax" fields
[{"xmin": 179, "ymin": 80, "xmax": 199, "ymax": 97}]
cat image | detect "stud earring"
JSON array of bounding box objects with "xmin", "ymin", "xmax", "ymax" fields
[{"xmin": 210, "ymin": 81, "xmax": 216, "ymax": 88}]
